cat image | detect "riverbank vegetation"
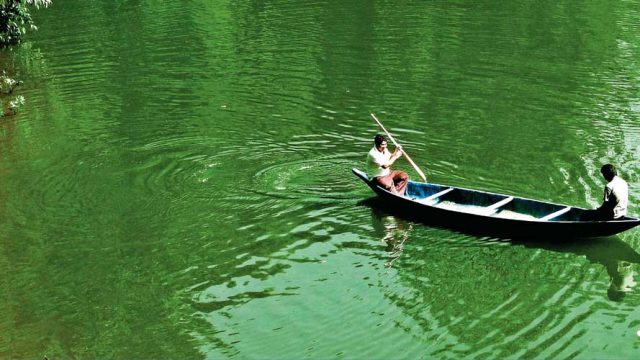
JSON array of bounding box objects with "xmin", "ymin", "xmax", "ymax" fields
[
  {"xmin": 0, "ymin": 0, "xmax": 50, "ymax": 116},
  {"xmin": 0, "ymin": 0, "xmax": 51, "ymax": 46}
]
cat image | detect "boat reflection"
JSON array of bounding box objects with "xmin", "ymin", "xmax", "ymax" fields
[
  {"xmin": 369, "ymin": 203, "xmax": 414, "ymax": 267},
  {"xmin": 359, "ymin": 196, "xmax": 640, "ymax": 300},
  {"xmin": 513, "ymin": 236, "xmax": 640, "ymax": 301}
]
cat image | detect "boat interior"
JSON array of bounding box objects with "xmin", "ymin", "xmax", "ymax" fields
[
  {"xmin": 351, "ymin": 168, "xmax": 633, "ymax": 223},
  {"xmin": 406, "ymin": 181, "xmax": 583, "ymax": 222}
]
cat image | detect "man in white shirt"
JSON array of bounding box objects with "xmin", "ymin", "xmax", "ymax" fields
[
  {"xmin": 366, "ymin": 134, "xmax": 409, "ymax": 195},
  {"xmin": 596, "ymin": 164, "xmax": 628, "ymax": 219}
]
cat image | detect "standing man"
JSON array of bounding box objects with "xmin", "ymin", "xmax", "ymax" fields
[
  {"xmin": 366, "ymin": 134, "xmax": 409, "ymax": 195},
  {"xmin": 596, "ymin": 164, "xmax": 628, "ymax": 219}
]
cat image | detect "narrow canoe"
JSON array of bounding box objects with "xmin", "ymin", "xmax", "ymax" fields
[{"xmin": 353, "ymin": 168, "xmax": 640, "ymax": 239}]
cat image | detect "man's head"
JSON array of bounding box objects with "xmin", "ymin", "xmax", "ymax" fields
[
  {"xmin": 374, "ymin": 134, "xmax": 388, "ymax": 150},
  {"xmin": 601, "ymin": 164, "xmax": 617, "ymax": 182}
]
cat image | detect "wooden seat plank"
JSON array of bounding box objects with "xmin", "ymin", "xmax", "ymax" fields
[
  {"xmin": 540, "ymin": 206, "xmax": 571, "ymax": 221},
  {"xmin": 416, "ymin": 187, "xmax": 453, "ymax": 204},
  {"xmin": 486, "ymin": 196, "xmax": 514, "ymax": 213}
]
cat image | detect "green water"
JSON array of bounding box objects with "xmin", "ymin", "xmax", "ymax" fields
[{"xmin": 2, "ymin": 0, "xmax": 640, "ymax": 358}]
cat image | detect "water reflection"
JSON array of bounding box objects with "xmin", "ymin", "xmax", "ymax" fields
[
  {"xmin": 361, "ymin": 196, "xmax": 640, "ymax": 301},
  {"xmin": 515, "ymin": 236, "xmax": 640, "ymax": 301},
  {"xmin": 369, "ymin": 203, "xmax": 414, "ymax": 267},
  {"xmin": 606, "ymin": 260, "xmax": 636, "ymax": 301}
]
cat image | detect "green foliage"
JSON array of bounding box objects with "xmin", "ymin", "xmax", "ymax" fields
[
  {"xmin": 0, "ymin": 1, "xmax": 49, "ymax": 116},
  {"xmin": 0, "ymin": 71, "xmax": 18, "ymax": 92},
  {"xmin": 0, "ymin": 0, "xmax": 51, "ymax": 46},
  {"xmin": 0, "ymin": 70, "xmax": 24, "ymax": 116},
  {"xmin": 0, "ymin": 95, "xmax": 25, "ymax": 116}
]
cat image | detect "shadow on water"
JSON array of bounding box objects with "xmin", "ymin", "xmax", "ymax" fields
[
  {"xmin": 514, "ymin": 236, "xmax": 640, "ymax": 301},
  {"xmin": 358, "ymin": 196, "xmax": 640, "ymax": 301}
]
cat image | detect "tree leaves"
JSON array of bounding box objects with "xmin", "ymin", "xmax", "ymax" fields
[{"xmin": 0, "ymin": 0, "xmax": 52, "ymax": 47}]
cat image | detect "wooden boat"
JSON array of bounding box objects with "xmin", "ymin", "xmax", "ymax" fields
[{"xmin": 353, "ymin": 168, "xmax": 640, "ymax": 238}]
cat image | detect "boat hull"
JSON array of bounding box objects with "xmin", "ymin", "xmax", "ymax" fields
[{"xmin": 353, "ymin": 168, "xmax": 640, "ymax": 239}]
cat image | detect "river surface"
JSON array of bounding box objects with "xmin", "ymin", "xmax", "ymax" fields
[{"xmin": 2, "ymin": 0, "xmax": 640, "ymax": 358}]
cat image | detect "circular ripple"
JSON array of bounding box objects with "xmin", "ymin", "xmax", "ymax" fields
[{"xmin": 253, "ymin": 158, "xmax": 362, "ymax": 201}]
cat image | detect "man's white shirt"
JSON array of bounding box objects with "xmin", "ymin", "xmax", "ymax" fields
[
  {"xmin": 605, "ymin": 176, "xmax": 628, "ymax": 218},
  {"xmin": 367, "ymin": 146, "xmax": 391, "ymax": 177}
]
